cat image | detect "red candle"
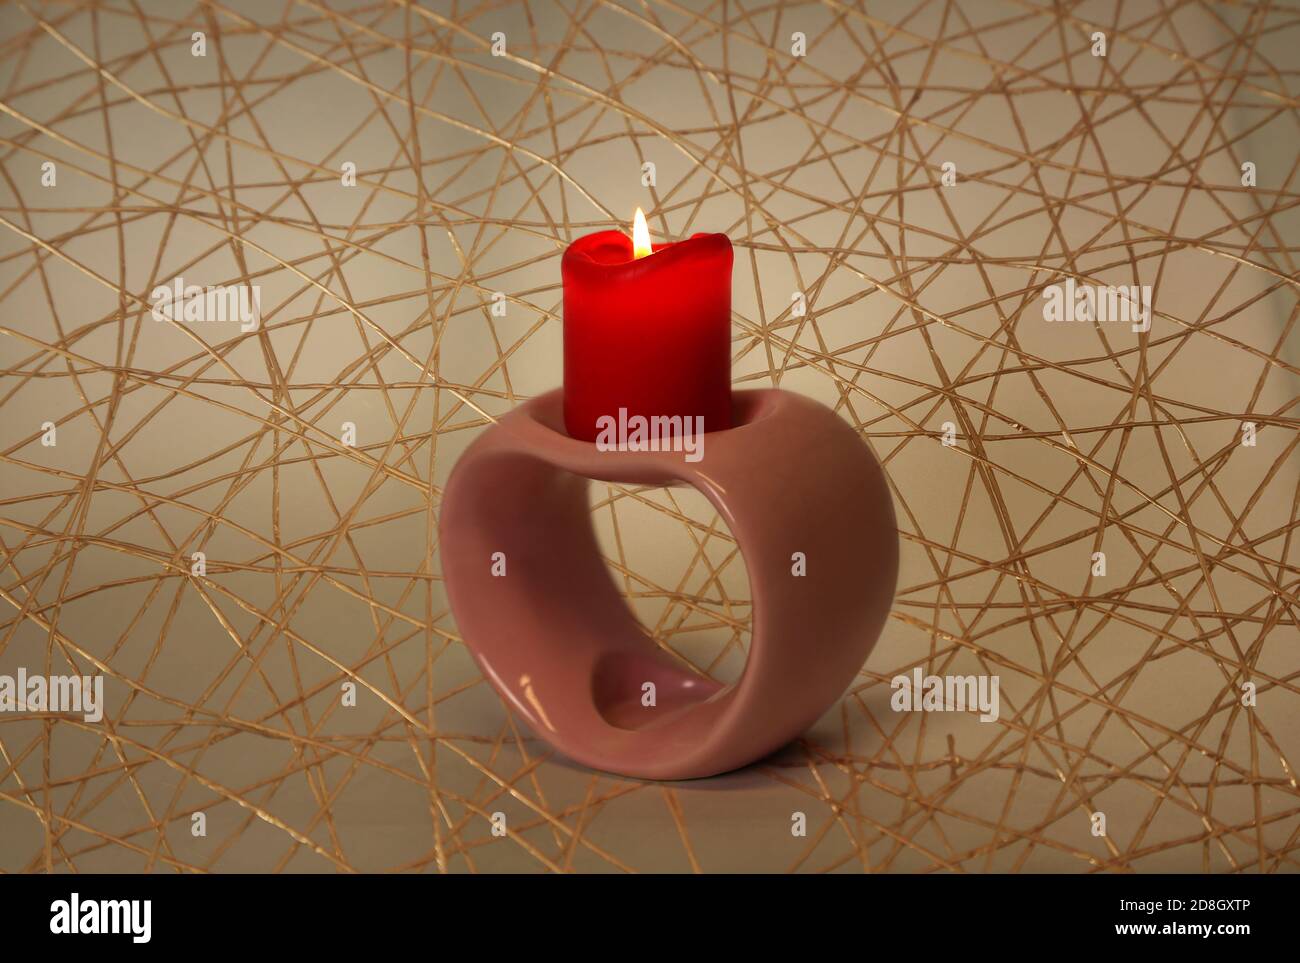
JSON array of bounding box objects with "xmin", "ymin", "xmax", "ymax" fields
[{"xmin": 562, "ymin": 210, "xmax": 733, "ymax": 442}]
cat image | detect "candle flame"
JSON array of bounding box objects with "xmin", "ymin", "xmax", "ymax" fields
[{"xmin": 632, "ymin": 207, "xmax": 652, "ymax": 259}]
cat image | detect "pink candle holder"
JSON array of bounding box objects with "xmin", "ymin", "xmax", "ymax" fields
[{"xmin": 439, "ymin": 388, "xmax": 898, "ymax": 780}]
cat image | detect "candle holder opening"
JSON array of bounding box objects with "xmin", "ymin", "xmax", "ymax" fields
[{"xmin": 537, "ymin": 387, "xmax": 780, "ymax": 448}]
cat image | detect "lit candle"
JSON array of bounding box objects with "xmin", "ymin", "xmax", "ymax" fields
[{"xmin": 561, "ymin": 209, "xmax": 733, "ymax": 442}]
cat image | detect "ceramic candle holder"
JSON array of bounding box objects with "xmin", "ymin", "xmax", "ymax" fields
[{"xmin": 439, "ymin": 388, "xmax": 899, "ymax": 780}]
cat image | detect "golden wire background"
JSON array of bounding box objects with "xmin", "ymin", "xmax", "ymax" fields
[{"xmin": 1, "ymin": 0, "xmax": 1297, "ymax": 873}]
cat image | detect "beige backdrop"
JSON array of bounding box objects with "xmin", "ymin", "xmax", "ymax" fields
[{"xmin": 0, "ymin": 0, "xmax": 1297, "ymax": 872}]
